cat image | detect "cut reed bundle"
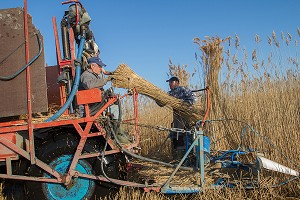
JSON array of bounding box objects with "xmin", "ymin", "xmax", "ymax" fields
[{"xmin": 110, "ymin": 64, "xmax": 204, "ymax": 126}]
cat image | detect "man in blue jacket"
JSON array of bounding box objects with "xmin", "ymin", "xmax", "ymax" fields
[{"xmin": 166, "ymin": 76, "xmax": 196, "ymax": 160}]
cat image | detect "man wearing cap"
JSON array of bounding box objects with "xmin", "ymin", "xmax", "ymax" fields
[
  {"xmin": 166, "ymin": 76, "xmax": 196, "ymax": 161},
  {"xmin": 166, "ymin": 77, "xmax": 195, "ymax": 104},
  {"xmin": 78, "ymin": 57, "xmax": 113, "ymax": 117},
  {"xmin": 79, "ymin": 57, "xmax": 112, "ymax": 90}
]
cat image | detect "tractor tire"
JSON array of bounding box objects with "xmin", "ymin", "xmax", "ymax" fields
[
  {"xmin": 25, "ymin": 133, "xmax": 126, "ymax": 200},
  {"xmin": 1, "ymin": 158, "xmax": 30, "ymax": 200},
  {"xmin": 2, "ymin": 179, "xmax": 26, "ymax": 200}
]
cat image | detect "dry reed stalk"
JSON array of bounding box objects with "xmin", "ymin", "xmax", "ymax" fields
[
  {"xmin": 194, "ymin": 36, "xmax": 230, "ymax": 120},
  {"xmin": 127, "ymin": 160, "xmax": 205, "ymax": 187},
  {"xmin": 168, "ymin": 59, "xmax": 189, "ymax": 86},
  {"xmin": 110, "ymin": 64, "xmax": 204, "ymax": 126}
]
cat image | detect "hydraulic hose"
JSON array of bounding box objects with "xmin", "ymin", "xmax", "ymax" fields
[
  {"xmin": 98, "ymin": 97, "xmax": 193, "ymax": 188},
  {"xmin": 45, "ymin": 36, "xmax": 85, "ymax": 122},
  {"xmin": 99, "ymin": 118, "xmax": 162, "ymax": 188},
  {"xmin": 111, "ymin": 95, "xmax": 193, "ymax": 171},
  {"xmin": 109, "ymin": 120, "xmax": 194, "ymax": 171},
  {"xmin": 0, "ymin": 33, "xmax": 42, "ymax": 81}
]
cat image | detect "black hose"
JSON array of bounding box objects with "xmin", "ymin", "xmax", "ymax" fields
[
  {"xmin": 109, "ymin": 120, "xmax": 194, "ymax": 171},
  {"xmin": 0, "ymin": 33, "xmax": 43, "ymax": 81},
  {"xmin": 99, "ymin": 118, "xmax": 162, "ymax": 188},
  {"xmin": 99, "ymin": 95, "xmax": 126, "ymax": 185},
  {"xmin": 100, "ymin": 126, "xmax": 114, "ymax": 183},
  {"xmin": 99, "ymin": 95, "xmax": 137, "ymax": 186},
  {"xmin": 112, "ymin": 93, "xmax": 122, "ymax": 135},
  {"xmin": 112, "ymin": 93, "xmax": 193, "ymax": 171},
  {"xmin": 98, "ymin": 94, "xmax": 193, "ymax": 189}
]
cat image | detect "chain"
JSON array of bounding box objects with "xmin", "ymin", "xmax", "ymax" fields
[
  {"xmin": 119, "ymin": 121, "xmax": 192, "ymax": 134},
  {"xmin": 96, "ymin": 116, "xmax": 193, "ymax": 134}
]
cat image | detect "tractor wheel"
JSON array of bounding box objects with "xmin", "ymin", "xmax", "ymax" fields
[
  {"xmin": 1, "ymin": 158, "xmax": 29, "ymax": 200},
  {"xmin": 25, "ymin": 133, "xmax": 126, "ymax": 200}
]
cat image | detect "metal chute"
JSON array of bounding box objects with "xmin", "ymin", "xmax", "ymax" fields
[{"xmin": 257, "ymin": 156, "xmax": 299, "ymax": 177}]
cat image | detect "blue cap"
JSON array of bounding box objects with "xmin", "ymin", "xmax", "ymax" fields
[
  {"xmin": 166, "ymin": 77, "xmax": 179, "ymax": 82},
  {"xmin": 88, "ymin": 57, "xmax": 106, "ymax": 67}
]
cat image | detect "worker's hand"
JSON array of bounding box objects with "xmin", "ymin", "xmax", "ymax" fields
[
  {"xmin": 103, "ymin": 71, "xmax": 113, "ymax": 75},
  {"xmin": 105, "ymin": 76, "xmax": 115, "ymax": 83},
  {"xmin": 102, "ymin": 68, "xmax": 113, "ymax": 75}
]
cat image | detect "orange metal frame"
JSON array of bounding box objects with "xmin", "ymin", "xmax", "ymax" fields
[
  {"xmin": 0, "ymin": 0, "xmax": 141, "ymax": 185},
  {"xmin": 52, "ymin": 15, "xmax": 76, "ymax": 114},
  {"xmin": 0, "ymin": 0, "xmax": 210, "ymax": 193},
  {"xmin": 0, "ymin": 88, "xmax": 140, "ymax": 184}
]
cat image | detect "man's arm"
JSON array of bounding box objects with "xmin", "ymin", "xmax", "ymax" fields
[
  {"xmin": 180, "ymin": 87, "xmax": 196, "ymax": 104},
  {"xmin": 102, "ymin": 68, "xmax": 113, "ymax": 75},
  {"xmin": 80, "ymin": 72, "xmax": 107, "ymax": 89},
  {"xmin": 82, "ymin": 78, "xmax": 107, "ymax": 89}
]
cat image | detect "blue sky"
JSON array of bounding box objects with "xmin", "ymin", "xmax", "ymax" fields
[{"xmin": 1, "ymin": 0, "xmax": 299, "ymax": 90}]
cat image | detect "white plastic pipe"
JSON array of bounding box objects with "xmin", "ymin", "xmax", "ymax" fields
[{"xmin": 257, "ymin": 156, "xmax": 299, "ymax": 177}]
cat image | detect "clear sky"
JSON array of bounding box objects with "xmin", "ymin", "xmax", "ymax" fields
[{"xmin": 1, "ymin": 0, "xmax": 299, "ymax": 91}]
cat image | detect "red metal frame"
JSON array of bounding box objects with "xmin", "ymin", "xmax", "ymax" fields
[
  {"xmin": 201, "ymin": 86, "xmax": 210, "ymax": 127},
  {"xmin": 23, "ymin": 0, "xmax": 35, "ymax": 165},
  {"xmin": 0, "ymin": 89, "xmax": 140, "ymax": 184},
  {"xmin": 52, "ymin": 15, "xmax": 76, "ymax": 114},
  {"xmin": 0, "ymin": 0, "xmax": 141, "ymax": 186},
  {"xmin": 0, "ymin": 0, "xmax": 211, "ymax": 194}
]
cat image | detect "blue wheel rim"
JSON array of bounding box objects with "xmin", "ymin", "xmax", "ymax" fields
[{"xmin": 43, "ymin": 155, "xmax": 95, "ymax": 200}]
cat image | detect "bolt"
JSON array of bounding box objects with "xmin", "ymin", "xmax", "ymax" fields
[{"xmin": 64, "ymin": 175, "xmax": 71, "ymax": 186}]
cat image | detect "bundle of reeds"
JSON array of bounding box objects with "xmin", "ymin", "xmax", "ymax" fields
[{"xmin": 110, "ymin": 64, "xmax": 204, "ymax": 126}]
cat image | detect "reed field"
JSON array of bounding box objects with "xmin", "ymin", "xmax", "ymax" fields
[
  {"xmin": 107, "ymin": 31, "xmax": 300, "ymax": 199},
  {"xmin": 1, "ymin": 32, "xmax": 299, "ymax": 199}
]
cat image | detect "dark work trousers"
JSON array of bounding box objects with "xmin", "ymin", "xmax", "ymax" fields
[{"xmin": 171, "ymin": 113, "xmax": 189, "ymax": 159}]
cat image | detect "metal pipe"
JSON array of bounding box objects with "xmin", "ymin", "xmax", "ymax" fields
[
  {"xmin": 201, "ymin": 86, "xmax": 210, "ymax": 127},
  {"xmin": 24, "ymin": 0, "xmax": 35, "ymax": 164},
  {"xmin": 163, "ymin": 134, "xmax": 202, "ymax": 189},
  {"xmin": 199, "ymin": 131, "xmax": 205, "ymax": 186},
  {"xmin": 45, "ymin": 35, "xmax": 85, "ymax": 122},
  {"xmin": 133, "ymin": 88, "xmax": 139, "ymax": 144},
  {"xmin": 61, "ymin": 19, "xmax": 71, "ymax": 60}
]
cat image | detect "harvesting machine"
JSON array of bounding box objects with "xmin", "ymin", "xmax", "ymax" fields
[{"xmin": 0, "ymin": 1, "xmax": 299, "ymax": 199}]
